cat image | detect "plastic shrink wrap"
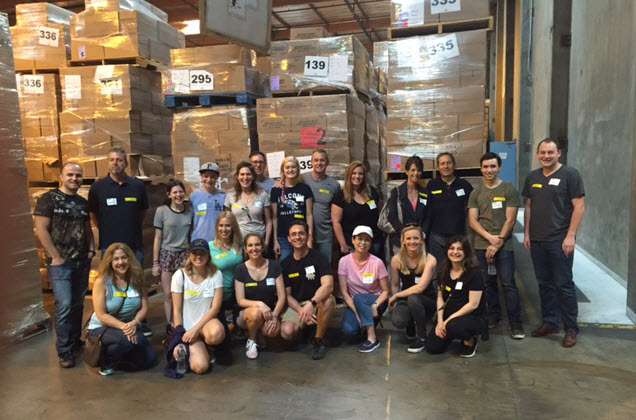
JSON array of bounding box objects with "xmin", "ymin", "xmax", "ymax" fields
[{"xmin": 390, "ymin": 0, "xmax": 490, "ymax": 27}]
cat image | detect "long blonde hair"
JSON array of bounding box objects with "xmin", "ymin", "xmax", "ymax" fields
[
  {"xmin": 397, "ymin": 225, "xmax": 427, "ymax": 275},
  {"xmin": 343, "ymin": 161, "xmax": 371, "ymax": 203},
  {"xmin": 214, "ymin": 211, "xmax": 243, "ymax": 253},
  {"xmin": 98, "ymin": 243, "xmax": 145, "ymax": 294}
]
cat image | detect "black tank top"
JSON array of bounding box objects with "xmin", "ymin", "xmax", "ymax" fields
[{"xmin": 399, "ymin": 267, "xmax": 435, "ymax": 299}]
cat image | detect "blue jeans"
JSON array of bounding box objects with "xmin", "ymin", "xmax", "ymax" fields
[
  {"xmin": 530, "ymin": 240, "xmax": 578, "ymax": 333},
  {"xmin": 101, "ymin": 248, "xmax": 143, "ymax": 267},
  {"xmin": 48, "ymin": 259, "xmax": 91, "ymax": 356},
  {"xmin": 89, "ymin": 327, "xmax": 156, "ymax": 370},
  {"xmin": 277, "ymin": 237, "xmax": 293, "ymax": 262},
  {"xmin": 314, "ymin": 239, "xmax": 333, "ymax": 264},
  {"xmin": 428, "ymin": 233, "xmax": 451, "ymax": 277},
  {"xmin": 476, "ymin": 249, "xmax": 522, "ymax": 324},
  {"xmin": 342, "ymin": 294, "xmax": 388, "ymax": 336}
]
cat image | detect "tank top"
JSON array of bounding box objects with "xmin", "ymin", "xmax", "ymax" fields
[
  {"xmin": 399, "ymin": 267, "xmax": 435, "ymax": 299},
  {"xmin": 88, "ymin": 276, "xmax": 142, "ymax": 330}
]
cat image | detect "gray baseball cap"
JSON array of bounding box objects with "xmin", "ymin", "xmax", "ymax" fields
[{"xmin": 199, "ymin": 162, "xmax": 220, "ymax": 174}]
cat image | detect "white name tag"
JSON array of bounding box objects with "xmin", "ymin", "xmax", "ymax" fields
[
  {"xmin": 362, "ymin": 273, "xmax": 374, "ymax": 284},
  {"xmin": 254, "ymin": 201, "xmax": 263, "ymax": 208},
  {"xmin": 305, "ymin": 265, "xmax": 315, "ymax": 275},
  {"xmin": 456, "ymin": 189, "xmax": 465, "ymax": 197},
  {"xmin": 549, "ymin": 178, "xmax": 561, "ymax": 186},
  {"xmin": 197, "ymin": 203, "xmax": 207, "ymax": 210},
  {"xmin": 492, "ymin": 202, "xmax": 503, "ymax": 209},
  {"xmin": 367, "ymin": 200, "xmax": 377, "ymax": 209},
  {"xmin": 295, "ymin": 195, "xmax": 304, "ymax": 202},
  {"xmin": 126, "ymin": 288, "xmax": 140, "ymax": 298},
  {"xmin": 455, "ymin": 282, "xmax": 463, "ymax": 290},
  {"xmin": 106, "ymin": 198, "xmax": 117, "ymax": 206},
  {"xmin": 414, "ymin": 276, "xmax": 421, "ymax": 284},
  {"xmin": 420, "ymin": 198, "xmax": 427, "ymax": 205},
  {"xmin": 266, "ymin": 277, "xmax": 275, "ymax": 286}
]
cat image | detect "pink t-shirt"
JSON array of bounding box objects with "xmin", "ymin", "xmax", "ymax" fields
[{"xmin": 338, "ymin": 253, "xmax": 388, "ymax": 297}]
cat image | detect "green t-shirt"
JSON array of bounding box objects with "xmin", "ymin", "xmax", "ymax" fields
[
  {"xmin": 209, "ymin": 242, "xmax": 244, "ymax": 301},
  {"xmin": 467, "ymin": 181, "xmax": 521, "ymax": 250}
]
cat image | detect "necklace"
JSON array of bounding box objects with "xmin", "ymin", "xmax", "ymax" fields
[{"xmin": 242, "ymin": 190, "xmax": 255, "ymax": 206}]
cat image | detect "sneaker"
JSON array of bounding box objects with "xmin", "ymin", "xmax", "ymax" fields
[
  {"xmin": 99, "ymin": 367, "xmax": 115, "ymax": 376},
  {"xmin": 59, "ymin": 352, "xmax": 75, "ymax": 368},
  {"xmin": 459, "ymin": 338, "xmax": 478, "ymax": 358},
  {"xmin": 245, "ymin": 339, "xmax": 259, "ymax": 359},
  {"xmin": 407, "ymin": 337, "xmax": 426, "ymax": 353},
  {"xmin": 140, "ymin": 322, "xmax": 153, "ymax": 337},
  {"xmin": 358, "ymin": 340, "xmax": 380, "ymax": 353},
  {"xmin": 487, "ymin": 315, "xmax": 501, "ymax": 329},
  {"xmin": 405, "ymin": 323, "xmax": 416, "ymax": 340},
  {"xmin": 510, "ymin": 324, "xmax": 525, "ymax": 339},
  {"xmin": 71, "ymin": 341, "xmax": 85, "ymax": 359},
  {"xmin": 311, "ymin": 338, "xmax": 326, "ymax": 360}
]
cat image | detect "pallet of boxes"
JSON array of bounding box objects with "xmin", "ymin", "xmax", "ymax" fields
[
  {"xmin": 258, "ymin": 28, "xmax": 382, "ymax": 186},
  {"xmin": 163, "ymin": 44, "xmax": 269, "ymax": 193},
  {"xmin": 383, "ymin": 0, "xmax": 491, "ymax": 184}
]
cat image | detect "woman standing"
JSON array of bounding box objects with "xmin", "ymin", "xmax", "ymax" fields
[
  {"xmin": 152, "ymin": 180, "xmax": 193, "ymax": 327},
  {"xmin": 88, "ymin": 243, "xmax": 156, "ymax": 376},
  {"xmin": 271, "ymin": 156, "xmax": 314, "ymax": 261},
  {"xmin": 338, "ymin": 226, "xmax": 390, "ymax": 353},
  {"xmin": 234, "ymin": 233, "xmax": 286, "ymax": 359},
  {"xmin": 332, "ymin": 161, "xmax": 382, "ymax": 257},
  {"xmin": 387, "ymin": 155, "xmax": 429, "ymax": 255},
  {"xmin": 426, "ymin": 236, "xmax": 486, "ymax": 358},
  {"xmin": 388, "ymin": 225, "xmax": 437, "ymax": 353},
  {"xmin": 170, "ymin": 239, "xmax": 225, "ymax": 374},
  {"xmin": 224, "ymin": 161, "xmax": 272, "ymax": 247}
]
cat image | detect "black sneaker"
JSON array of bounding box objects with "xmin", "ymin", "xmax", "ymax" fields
[
  {"xmin": 510, "ymin": 324, "xmax": 525, "ymax": 339},
  {"xmin": 487, "ymin": 315, "xmax": 501, "ymax": 329},
  {"xmin": 140, "ymin": 323, "xmax": 153, "ymax": 337},
  {"xmin": 59, "ymin": 352, "xmax": 75, "ymax": 368},
  {"xmin": 311, "ymin": 338, "xmax": 326, "ymax": 360},
  {"xmin": 358, "ymin": 340, "xmax": 380, "ymax": 353},
  {"xmin": 407, "ymin": 337, "xmax": 426, "ymax": 353},
  {"xmin": 405, "ymin": 323, "xmax": 416, "ymax": 340},
  {"xmin": 459, "ymin": 338, "xmax": 478, "ymax": 358}
]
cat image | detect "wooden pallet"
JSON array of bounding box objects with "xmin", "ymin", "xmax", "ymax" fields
[
  {"xmin": 164, "ymin": 91, "xmax": 262, "ymax": 109},
  {"xmin": 388, "ymin": 16, "xmax": 494, "ymax": 39},
  {"xmin": 14, "ymin": 317, "xmax": 52, "ymax": 342},
  {"xmin": 271, "ymin": 87, "xmax": 355, "ymax": 98},
  {"xmin": 69, "ymin": 56, "xmax": 166, "ymax": 71}
]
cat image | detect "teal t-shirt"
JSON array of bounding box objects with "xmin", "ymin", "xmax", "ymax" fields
[{"xmin": 209, "ymin": 241, "xmax": 243, "ymax": 301}]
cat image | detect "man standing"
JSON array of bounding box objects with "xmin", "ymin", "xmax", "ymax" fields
[
  {"xmin": 280, "ymin": 221, "xmax": 335, "ymax": 360},
  {"xmin": 301, "ymin": 149, "xmax": 342, "ymax": 263},
  {"xmin": 468, "ymin": 152, "xmax": 524, "ymax": 339},
  {"xmin": 426, "ymin": 152, "xmax": 474, "ymax": 264},
  {"xmin": 522, "ymin": 138, "xmax": 585, "ymax": 348},
  {"xmin": 89, "ymin": 146, "xmax": 151, "ymax": 335},
  {"xmin": 190, "ymin": 162, "xmax": 226, "ymax": 241},
  {"xmin": 250, "ymin": 151, "xmax": 275, "ymax": 195},
  {"xmin": 35, "ymin": 162, "xmax": 95, "ymax": 368}
]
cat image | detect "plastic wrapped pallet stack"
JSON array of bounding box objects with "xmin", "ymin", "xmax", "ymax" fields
[{"xmin": 390, "ymin": 0, "xmax": 490, "ymax": 27}]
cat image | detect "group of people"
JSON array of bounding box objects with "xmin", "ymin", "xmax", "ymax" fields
[{"xmin": 34, "ymin": 137, "xmax": 585, "ymax": 376}]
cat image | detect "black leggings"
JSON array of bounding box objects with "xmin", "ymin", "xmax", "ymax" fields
[
  {"xmin": 426, "ymin": 315, "xmax": 485, "ymax": 354},
  {"xmin": 391, "ymin": 294, "xmax": 436, "ymax": 338}
]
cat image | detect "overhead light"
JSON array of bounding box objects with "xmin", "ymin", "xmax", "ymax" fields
[{"xmin": 179, "ymin": 20, "xmax": 200, "ymax": 35}]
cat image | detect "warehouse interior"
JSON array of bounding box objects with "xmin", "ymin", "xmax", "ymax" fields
[{"xmin": 0, "ymin": 0, "xmax": 635, "ymax": 418}]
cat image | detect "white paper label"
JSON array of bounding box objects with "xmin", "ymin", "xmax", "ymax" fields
[
  {"xmin": 254, "ymin": 200, "xmax": 263, "ymax": 208},
  {"xmin": 64, "ymin": 75, "xmax": 82, "ymax": 99},
  {"xmin": 100, "ymin": 78, "xmax": 122, "ymax": 95},
  {"xmin": 362, "ymin": 273, "xmax": 374, "ymax": 284},
  {"xmin": 170, "ymin": 69, "xmax": 190, "ymax": 93},
  {"xmin": 328, "ymin": 55, "xmax": 349, "ymax": 82},
  {"xmin": 455, "ymin": 281, "xmax": 463, "ymax": 290},
  {"xmin": 426, "ymin": 33, "xmax": 460, "ymax": 61},
  {"xmin": 492, "ymin": 201, "xmax": 503, "ymax": 209},
  {"xmin": 304, "ymin": 56, "xmax": 329, "ymax": 78},
  {"xmin": 420, "ymin": 198, "xmax": 427, "ymax": 205},
  {"xmin": 197, "ymin": 203, "xmax": 207, "ymax": 211},
  {"xmin": 295, "ymin": 195, "xmax": 305, "ymax": 202},
  {"xmin": 22, "ymin": 75, "xmax": 44, "ymax": 94},
  {"xmin": 298, "ymin": 156, "xmax": 313, "ymax": 174},
  {"xmin": 397, "ymin": 37, "xmax": 421, "ymax": 67},
  {"xmin": 106, "ymin": 198, "xmax": 117, "ymax": 206},
  {"xmin": 94, "ymin": 65, "xmax": 115, "ymax": 83},
  {"xmin": 229, "ymin": 0, "xmax": 247, "ymax": 19},
  {"xmin": 305, "ymin": 265, "xmax": 315, "ymax": 275},
  {"xmin": 415, "ymin": 276, "xmax": 421, "ymax": 284},
  {"xmin": 367, "ymin": 200, "xmax": 377, "ymax": 210},
  {"xmin": 431, "ymin": 0, "xmax": 462, "ymax": 15},
  {"xmin": 266, "ymin": 151, "xmax": 285, "ymax": 179},
  {"xmin": 189, "ymin": 70, "xmax": 214, "ymax": 91},
  {"xmin": 456, "ymin": 189, "xmax": 465, "ymax": 197},
  {"xmin": 499, "ymin": 152, "xmax": 508, "ymax": 160},
  {"xmin": 398, "ymin": 3, "xmax": 424, "ymax": 27},
  {"xmin": 37, "ymin": 27, "xmax": 59, "ymax": 47},
  {"xmin": 266, "ymin": 277, "xmax": 275, "ymax": 287},
  {"xmin": 78, "ymin": 46, "xmax": 87, "ymax": 60},
  {"xmin": 549, "ymin": 178, "xmax": 561, "ymax": 186},
  {"xmin": 183, "ymin": 157, "xmax": 200, "ymax": 184}
]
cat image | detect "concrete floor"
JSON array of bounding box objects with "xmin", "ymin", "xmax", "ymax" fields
[{"xmin": 2, "ymin": 239, "xmax": 636, "ymax": 419}]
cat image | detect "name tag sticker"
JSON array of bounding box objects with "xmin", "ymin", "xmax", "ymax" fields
[
  {"xmin": 549, "ymin": 178, "xmax": 561, "ymax": 186},
  {"xmin": 492, "ymin": 202, "xmax": 503, "ymax": 209},
  {"xmin": 420, "ymin": 198, "xmax": 427, "ymax": 205},
  {"xmin": 414, "ymin": 276, "xmax": 421, "ymax": 284},
  {"xmin": 215, "ymin": 253, "xmax": 228, "ymax": 259},
  {"xmin": 126, "ymin": 289, "xmax": 139, "ymax": 298},
  {"xmin": 295, "ymin": 195, "xmax": 304, "ymax": 202},
  {"xmin": 266, "ymin": 277, "xmax": 275, "ymax": 286},
  {"xmin": 532, "ymin": 184, "xmax": 543, "ymax": 189},
  {"xmin": 197, "ymin": 203, "xmax": 207, "ymax": 211},
  {"xmin": 456, "ymin": 189, "xmax": 465, "ymax": 197},
  {"xmin": 232, "ymin": 203, "xmax": 242, "ymax": 209},
  {"xmin": 185, "ymin": 290, "xmax": 200, "ymax": 297},
  {"xmin": 124, "ymin": 197, "xmax": 137, "ymax": 202},
  {"xmin": 419, "ymin": 192, "xmax": 427, "ymax": 198},
  {"xmin": 493, "ymin": 197, "xmax": 506, "ymax": 202},
  {"xmin": 445, "ymin": 285, "xmax": 452, "ymax": 291},
  {"xmin": 106, "ymin": 198, "xmax": 117, "ymax": 206},
  {"xmin": 305, "ymin": 265, "xmax": 315, "ymax": 275},
  {"xmin": 196, "ymin": 211, "xmax": 207, "ymax": 216},
  {"xmin": 362, "ymin": 273, "xmax": 374, "ymax": 284},
  {"xmin": 432, "ymin": 190, "xmax": 442, "ymax": 195},
  {"xmin": 289, "ymin": 272, "xmax": 300, "ymax": 278},
  {"xmin": 367, "ymin": 200, "xmax": 377, "ymax": 209},
  {"xmin": 319, "ymin": 189, "xmax": 330, "ymax": 194},
  {"xmin": 294, "ymin": 214, "xmax": 305, "ymax": 219},
  {"xmin": 113, "ymin": 291, "xmax": 127, "ymax": 298},
  {"xmin": 254, "ymin": 201, "xmax": 263, "ymax": 208},
  {"xmin": 455, "ymin": 282, "xmax": 463, "ymax": 290},
  {"xmin": 245, "ymin": 282, "xmax": 258, "ymax": 287}
]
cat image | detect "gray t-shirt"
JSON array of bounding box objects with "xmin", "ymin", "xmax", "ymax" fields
[
  {"xmin": 468, "ymin": 181, "xmax": 521, "ymax": 250},
  {"xmin": 522, "ymin": 165, "xmax": 585, "ymax": 242},
  {"xmin": 257, "ymin": 178, "xmax": 276, "ymax": 196},
  {"xmin": 301, "ymin": 172, "xmax": 342, "ymax": 242},
  {"xmin": 224, "ymin": 190, "xmax": 271, "ymax": 238},
  {"xmin": 153, "ymin": 204, "xmax": 194, "ymax": 251}
]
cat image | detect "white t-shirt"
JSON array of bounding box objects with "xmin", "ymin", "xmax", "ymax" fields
[{"xmin": 171, "ymin": 269, "xmax": 224, "ymax": 331}]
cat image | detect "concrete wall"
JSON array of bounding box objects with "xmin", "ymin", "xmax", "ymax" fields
[{"xmin": 567, "ymin": 0, "xmax": 636, "ymax": 283}]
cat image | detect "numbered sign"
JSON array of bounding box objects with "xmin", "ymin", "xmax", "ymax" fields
[
  {"xmin": 304, "ymin": 56, "xmax": 329, "ymax": 78},
  {"xmin": 38, "ymin": 27, "xmax": 59, "ymax": 47},
  {"xmin": 189, "ymin": 70, "xmax": 214, "ymax": 91},
  {"xmin": 431, "ymin": 0, "xmax": 461, "ymax": 15},
  {"xmin": 300, "ymin": 126, "xmax": 327, "ymax": 148},
  {"xmin": 298, "ymin": 156, "xmax": 313, "ymax": 174},
  {"xmin": 22, "ymin": 75, "xmax": 44, "ymax": 94},
  {"xmin": 426, "ymin": 33, "xmax": 460, "ymax": 61},
  {"xmin": 100, "ymin": 78, "xmax": 123, "ymax": 95}
]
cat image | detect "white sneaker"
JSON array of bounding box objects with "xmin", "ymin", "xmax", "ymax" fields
[{"xmin": 245, "ymin": 339, "xmax": 258, "ymax": 359}]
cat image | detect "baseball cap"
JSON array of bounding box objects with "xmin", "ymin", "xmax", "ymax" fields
[
  {"xmin": 352, "ymin": 225, "xmax": 373, "ymax": 239},
  {"xmin": 188, "ymin": 238, "xmax": 210, "ymax": 254},
  {"xmin": 199, "ymin": 162, "xmax": 220, "ymax": 174}
]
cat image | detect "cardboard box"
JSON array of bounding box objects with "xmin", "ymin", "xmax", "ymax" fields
[
  {"xmin": 84, "ymin": 0, "xmax": 169, "ymax": 22},
  {"xmin": 170, "ymin": 44, "xmax": 256, "ymax": 67},
  {"xmin": 390, "ymin": 0, "xmax": 490, "ymax": 26},
  {"xmin": 11, "ymin": 24, "xmax": 71, "ymax": 70},
  {"xmin": 15, "ymin": 3, "xmax": 75, "ymax": 26},
  {"xmin": 290, "ymin": 26, "xmax": 332, "ymax": 40},
  {"xmin": 163, "ymin": 65, "xmax": 268, "ymax": 97}
]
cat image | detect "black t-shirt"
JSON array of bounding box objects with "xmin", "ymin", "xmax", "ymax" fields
[
  {"xmin": 333, "ymin": 186, "xmax": 381, "ymax": 247},
  {"xmin": 426, "ymin": 177, "xmax": 474, "ymax": 235},
  {"xmin": 522, "ymin": 165, "xmax": 585, "ymax": 242},
  {"xmin": 398, "ymin": 267, "xmax": 436, "ymax": 300},
  {"xmin": 441, "ymin": 269, "xmax": 485, "ymax": 319},
  {"xmin": 33, "ymin": 189, "xmax": 90, "ymax": 262},
  {"xmin": 88, "ymin": 175, "xmax": 149, "ymax": 250},
  {"xmin": 281, "ymin": 248, "xmax": 331, "ymax": 302},
  {"xmin": 234, "ymin": 259, "xmax": 282, "ymax": 310},
  {"xmin": 270, "ymin": 183, "xmax": 314, "ymax": 239}
]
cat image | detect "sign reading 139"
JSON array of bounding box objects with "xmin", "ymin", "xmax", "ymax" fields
[{"xmin": 304, "ymin": 56, "xmax": 329, "ymax": 78}]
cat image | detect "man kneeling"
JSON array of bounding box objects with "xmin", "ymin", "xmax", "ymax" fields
[{"xmin": 280, "ymin": 221, "xmax": 335, "ymax": 360}]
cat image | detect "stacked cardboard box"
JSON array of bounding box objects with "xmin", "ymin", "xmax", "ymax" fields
[
  {"xmin": 365, "ymin": 104, "xmax": 381, "ymax": 186},
  {"xmin": 290, "ymin": 26, "xmax": 331, "ymax": 40},
  {"xmin": 163, "ymin": 45, "xmax": 268, "ymax": 97},
  {"xmin": 16, "ymin": 74, "xmax": 62, "ymax": 182},
  {"xmin": 390, "ymin": 0, "xmax": 490, "ymax": 27},
  {"xmin": 386, "ymin": 30, "xmax": 488, "ymax": 170},
  {"xmin": 10, "ymin": 3, "xmax": 74, "ymax": 71},
  {"xmin": 59, "ymin": 64, "xmax": 172, "ymax": 177},
  {"xmin": 70, "ymin": 0, "xmax": 184, "ymax": 64},
  {"xmin": 256, "ymin": 94, "xmax": 365, "ymax": 180}
]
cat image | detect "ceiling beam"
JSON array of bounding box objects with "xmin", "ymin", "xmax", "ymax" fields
[
  {"xmin": 272, "ymin": 11, "xmax": 291, "ymax": 27},
  {"xmin": 308, "ymin": 3, "xmax": 329, "ymax": 25}
]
